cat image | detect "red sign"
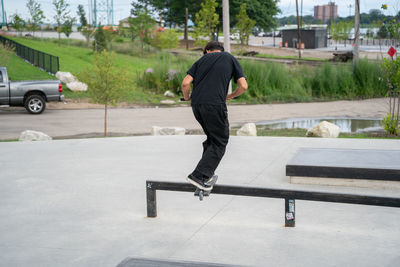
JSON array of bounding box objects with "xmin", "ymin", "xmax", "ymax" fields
[{"xmin": 388, "ymin": 46, "xmax": 397, "ymax": 58}]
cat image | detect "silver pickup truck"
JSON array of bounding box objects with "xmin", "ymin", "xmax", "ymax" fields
[{"xmin": 0, "ymin": 67, "xmax": 65, "ymax": 114}]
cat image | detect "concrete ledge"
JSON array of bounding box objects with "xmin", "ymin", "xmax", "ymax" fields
[
  {"xmin": 117, "ymin": 257, "xmax": 245, "ymax": 267},
  {"xmin": 286, "ymin": 148, "xmax": 400, "ymax": 181},
  {"xmin": 290, "ymin": 176, "xmax": 400, "ymax": 190}
]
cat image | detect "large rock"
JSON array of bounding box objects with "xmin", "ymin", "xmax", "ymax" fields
[
  {"xmin": 236, "ymin": 123, "xmax": 257, "ymax": 136},
  {"xmin": 19, "ymin": 130, "xmax": 52, "ymax": 141},
  {"xmin": 306, "ymin": 121, "xmax": 340, "ymax": 138},
  {"xmin": 55, "ymin": 71, "xmax": 76, "ymax": 84},
  {"xmin": 66, "ymin": 81, "xmax": 88, "ymax": 92},
  {"xmin": 163, "ymin": 90, "xmax": 175, "ymax": 97},
  {"xmin": 151, "ymin": 126, "xmax": 185, "ymax": 136}
]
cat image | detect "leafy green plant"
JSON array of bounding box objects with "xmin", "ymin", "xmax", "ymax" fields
[
  {"xmin": 79, "ymin": 51, "xmax": 130, "ymax": 136},
  {"xmin": 382, "ymin": 113, "xmax": 399, "ymax": 135},
  {"xmin": 150, "ymin": 29, "xmax": 180, "ymax": 50},
  {"xmin": 235, "ymin": 4, "xmax": 256, "ymax": 46},
  {"xmin": 192, "ymin": 0, "xmax": 219, "ymax": 47}
]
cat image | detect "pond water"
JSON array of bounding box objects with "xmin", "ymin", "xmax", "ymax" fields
[{"xmin": 256, "ymin": 117, "xmax": 383, "ymax": 133}]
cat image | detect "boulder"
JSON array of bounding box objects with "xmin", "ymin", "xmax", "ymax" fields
[
  {"xmin": 236, "ymin": 123, "xmax": 257, "ymax": 136},
  {"xmin": 160, "ymin": 100, "xmax": 175, "ymax": 104},
  {"xmin": 151, "ymin": 126, "xmax": 185, "ymax": 136},
  {"xmin": 306, "ymin": 121, "xmax": 340, "ymax": 138},
  {"xmin": 66, "ymin": 81, "xmax": 88, "ymax": 92},
  {"xmin": 19, "ymin": 130, "xmax": 52, "ymax": 141},
  {"xmin": 55, "ymin": 71, "xmax": 76, "ymax": 84},
  {"xmin": 163, "ymin": 90, "xmax": 175, "ymax": 97}
]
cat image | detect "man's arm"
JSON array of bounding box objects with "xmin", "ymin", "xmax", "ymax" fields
[
  {"xmin": 226, "ymin": 77, "xmax": 248, "ymax": 100},
  {"xmin": 181, "ymin": 74, "xmax": 193, "ymax": 101}
]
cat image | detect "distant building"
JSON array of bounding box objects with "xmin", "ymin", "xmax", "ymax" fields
[
  {"xmin": 314, "ymin": 2, "xmax": 338, "ymax": 23},
  {"xmin": 282, "ymin": 27, "xmax": 328, "ymax": 49}
]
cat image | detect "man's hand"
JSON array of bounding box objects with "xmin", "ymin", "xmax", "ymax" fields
[
  {"xmin": 226, "ymin": 77, "xmax": 248, "ymax": 101},
  {"xmin": 181, "ymin": 74, "xmax": 193, "ymax": 101}
]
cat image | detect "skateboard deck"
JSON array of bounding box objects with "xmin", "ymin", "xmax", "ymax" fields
[{"xmin": 194, "ymin": 175, "xmax": 218, "ymax": 201}]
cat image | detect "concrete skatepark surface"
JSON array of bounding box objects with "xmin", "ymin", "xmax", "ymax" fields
[{"xmin": 1, "ymin": 135, "xmax": 399, "ymax": 267}]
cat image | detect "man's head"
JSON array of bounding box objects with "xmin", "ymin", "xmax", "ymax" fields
[{"xmin": 203, "ymin": 41, "xmax": 224, "ymax": 55}]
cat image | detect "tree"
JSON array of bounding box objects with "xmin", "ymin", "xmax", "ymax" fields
[
  {"xmin": 150, "ymin": 29, "xmax": 179, "ymax": 49},
  {"xmin": 128, "ymin": 6, "xmax": 156, "ymax": 53},
  {"xmin": 9, "ymin": 13, "xmax": 26, "ymax": 36},
  {"xmin": 76, "ymin": 4, "xmax": 93, "ymax": 47},
  {"xmin": 61, "ymin": 17, "xmax": 76, "ymax": 41},
  {"xmin": 369, "ymin": 9, "xmax": 384, "ymax": 23},
  {"xmin": 26, "ymin": 0, "xmax": 45, "ymax": 37},
  {"xmin": 131, "ymin": 0, "xmax": 154, "ymax": 16},
  {"xmin": 330, "ymin": 20, "xmax": 352, "ymax": 48},
  {"xmin": 93, "ymin": 25, "xmax": 107, "ymax": 53},
  {"xmin": 81, "ymin": 26, "xmax": 95, "ymax": 47},
  {"xmin": 103, "ymin": 26, "xmax": 118, "ymax": 50},
  {"xmin": 378, "ymin": 24, "xmax": 388, "ymax": 39},
  {"xmin": 79, "ymin": 51, "xmax": 130, "ymax": 137},
  {"xmin": 193, "ymin": 0, "xmax": 219, "ymax": 47},
  {"xmin": 150, "ymin": 0, "xmax": 279, "ymax": 32},
  {"xmin": 230, "ymin": 0, "xmax": 280, "ymax": 32},
  {"xmin": 53, "ymin": 0, "xmax": 70, "ymax": 45},
  {"xmin": 235, "ymin": 3, "xmax": 256, "ymax": 45},
  {"xmin": 77, "ymin": 4, "xmax": 87, "ymax": 30}
]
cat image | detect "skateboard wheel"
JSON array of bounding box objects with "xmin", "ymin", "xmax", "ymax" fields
[{"xmin": 199, "ymin": 191, "xmax": 204, "ymax": 201}]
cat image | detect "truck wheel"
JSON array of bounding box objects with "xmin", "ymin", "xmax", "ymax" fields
[{"xmin": 25, "ymin": 94, "xmax": 46, "ymax": 114}]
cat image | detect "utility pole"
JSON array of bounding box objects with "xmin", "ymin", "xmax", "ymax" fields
[
  {"xmin": 185, "ymin": 8, "xmax": 189, "ymax": 50},
  {"xmin": 0, "ymin": 0, "xmax": 5, "ymax": 27},
  {"xmin": 222, "ymin": 0, "xmax": 230, "ymax": 53},
  {"xmin": 353, "ymin": 0, "xmax": 360, "ymax": 65},
  {"xmin": 223, "ymin": 0, "xmax": 232, "ymax": 93},
  {"xmin": 295, "ymin": 0, "xmax": 302, "ymax": 58}
]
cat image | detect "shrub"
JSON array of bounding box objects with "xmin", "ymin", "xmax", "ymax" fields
[
  {"xmin": 136, "ymin": 54, "xmax": 192, "ymax": 94},
  {"xmin": 150, "ymin": 29, "xmax": 180, "ymax": 50},
  {"xmin": 382, "ymin": 113, "xmax": 399, "ymax": 135}
]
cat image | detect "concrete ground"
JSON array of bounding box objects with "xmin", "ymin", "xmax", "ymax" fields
[{"xmin": 1, "ymin": 135, "xmax": 399, "ymax": 267}]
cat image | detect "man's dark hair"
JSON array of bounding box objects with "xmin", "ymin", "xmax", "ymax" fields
[{"xmin": 203, "ymin": 41, "xmax": 224, "ymax": 55}]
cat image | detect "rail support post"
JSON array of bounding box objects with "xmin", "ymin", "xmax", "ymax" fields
[
  {"xmin": 146, "ymin": 182, "xmax": 157, "ymax": 217},
  {"xmin": 285, "ymin": 198, "xmax": 295, "ymax": 227}
]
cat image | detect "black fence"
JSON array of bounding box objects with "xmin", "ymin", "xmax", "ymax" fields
[{"xmin": 0, "ymin": 35, "xmax": 59, "ymax": 74}]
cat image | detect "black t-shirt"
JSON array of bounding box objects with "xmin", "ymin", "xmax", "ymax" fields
[{"xmin": 187, "ymin": 52, "xmax": 245, "ymax": 105}]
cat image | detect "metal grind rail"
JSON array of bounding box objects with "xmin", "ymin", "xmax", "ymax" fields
[{"xmin": 146, "ymin": 180, "xmax": 400, "ymax": 227}]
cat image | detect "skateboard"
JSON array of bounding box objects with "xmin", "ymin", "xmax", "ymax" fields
[{"xmin": 194, "ymin": 175, "xmax": 218, "ymax": 201}]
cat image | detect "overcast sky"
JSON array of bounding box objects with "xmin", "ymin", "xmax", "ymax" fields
[{"xmin": 2, "ymin": 0, "xmax": 400, "ymax": 24}]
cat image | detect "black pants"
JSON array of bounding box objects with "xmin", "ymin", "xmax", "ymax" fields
[{"xmin": 191, "ymin": 104, "xmax": 229, "ymax": 179}]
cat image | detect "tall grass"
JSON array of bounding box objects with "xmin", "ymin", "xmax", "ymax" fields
[
  {"xmin": 136, "ymin": 57, "xmax": 386, "ymax": 103},
  {"xmin": 240, "ymin": 59, "xmax": 386, "ymax": 103},
  {"xmin": 136, "ymin": 53, "xmax": 193, "ymax": 94}
]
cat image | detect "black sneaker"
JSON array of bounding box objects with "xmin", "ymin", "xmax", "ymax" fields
[{"xmin": 187, "ymin": 174, "xmax": 212, "ymax": 191}]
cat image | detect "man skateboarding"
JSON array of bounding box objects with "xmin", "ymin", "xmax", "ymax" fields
[{"xmin": 181, "ymin": 41, "xmax": 248, "ymax": 191}]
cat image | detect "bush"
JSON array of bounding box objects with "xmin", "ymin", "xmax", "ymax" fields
[
  {"xmin": 150, "ymin": 29, "xmax": 180, "ymax": 50},
  {"xmin": 382, "ymin": 113, "xmax": 399, "ymax": 135},
  {"xmin": 136, "ymin": 53, "xmax": 193, "ymax": 94}
]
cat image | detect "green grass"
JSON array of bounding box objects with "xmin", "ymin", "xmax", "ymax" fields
[
  {"xmin": 5, "ymin": 54, "xmax": 55, "ymax": 81},
  {"xmin": 7, "ymin": 36, "xmax": 186, "ymax": 104},
  {"xmin": 231, "ymin": 126, "xmax": 400, "ymax": 139}
]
